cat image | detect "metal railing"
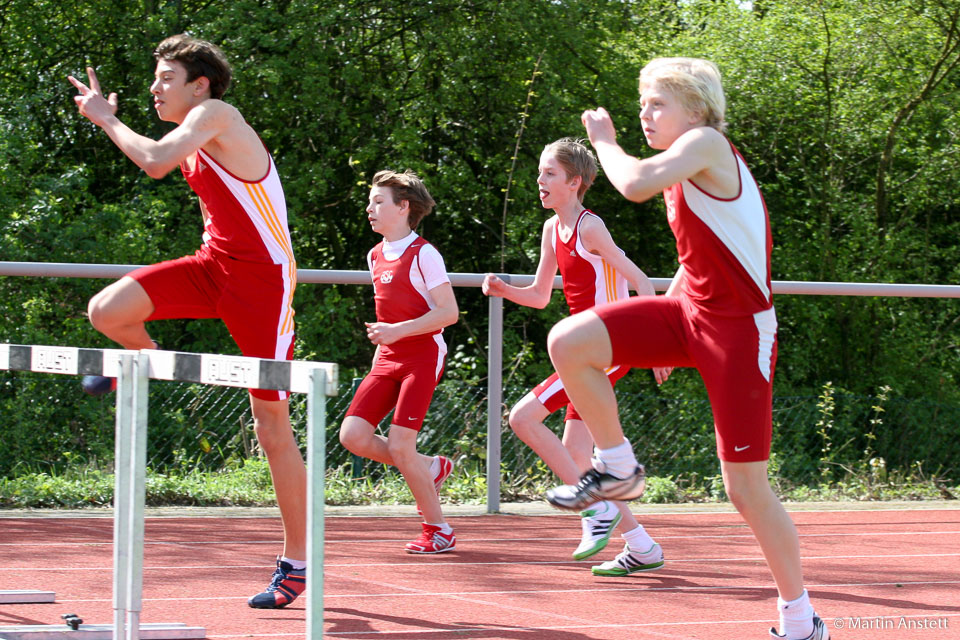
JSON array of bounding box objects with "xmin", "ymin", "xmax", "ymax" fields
[{"xmin": 2, "ymin": 261, "xmax": 960, "ymax": 512}]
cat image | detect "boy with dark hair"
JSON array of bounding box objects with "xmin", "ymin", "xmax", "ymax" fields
[
  {"xmin": 69, "ymin": 34, "xmax": 309, "ymax": 609},
  {"xmin": 339, "ymin": 170, "xmax": 459, "ymax": 554}
]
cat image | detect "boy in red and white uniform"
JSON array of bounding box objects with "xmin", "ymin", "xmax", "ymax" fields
[
  {"xmin": 340, "ymin": 170, "xmax": 459, "ymax": 554},
  {"xmin": 544, "ymin": 58, "xmax": 828, "ymax": 639},
  {"xmin": 483, "ymin": 138, "xmax": 664, "ymax": 575},
  {"xmin": 69, "ymin": 35, "xmax": 307, "ymax": 609}
]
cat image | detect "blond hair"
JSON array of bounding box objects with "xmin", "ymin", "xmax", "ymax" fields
[
  {"xmin": 542, "ymin": 138, "xmax": 598, "ymax": 200},
  {"xmin": 371, "ymin": 170, "xmax": 436, "ymax": 229},
  {"xmin": 640, "ymin": 57, "xmax": 727, "ymax": 133}
]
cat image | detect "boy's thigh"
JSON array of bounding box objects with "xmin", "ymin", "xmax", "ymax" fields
[
  {"xmin": 129, "ymin": 251, "xmax": 221, "ymax": 321},
  {"xmin": 692, "ymin": 309, "xmax": 777, "ymax": 462},
  {"xmin": 593, "ymin": 296, "xmax": 695, "ymax": 368}
]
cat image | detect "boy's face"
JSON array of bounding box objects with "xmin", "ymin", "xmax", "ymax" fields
[
  {"xmin": 537, "ymin": 151, "xmax": 581, "ymax": 209},
  {"xmin": 639, "ymin": 82, "xmax": 702, "ymax": 150},
  {"xmin": 366, "ymin": 185, "xmax": 409, "ymax": 238},
  {"xmin": 150, "ymin": 59, "xmax": 207, "ymax": 124}
]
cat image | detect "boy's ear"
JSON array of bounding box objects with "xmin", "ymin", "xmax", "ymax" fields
[
  {"xmin": 569, "ymin": 174, "xmax": 582, "ymax": 192},
  {"xmin": 399, "ymin": 199, "xmax": 410, "ymax": 213},
  {"xmin": 193, "ymin": 75, "xmax": 211, "ymax": 96}
]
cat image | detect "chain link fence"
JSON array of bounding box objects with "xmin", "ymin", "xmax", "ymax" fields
[{"xmin": 2, "ymin": 372, "xmax": 958, "ymax": 492}]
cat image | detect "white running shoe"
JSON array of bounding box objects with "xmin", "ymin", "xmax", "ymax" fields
[
  {"xmin": 591, "ymin": 542, "xmax": 664, "ymax": 576},
  {"xmin": 769, "ymin": 616, "xmax": 830, "ymax": 640},
  {"xmin": 546, "ymin": 466, "xmax": 646, "ymax": 511},
  {"xmin": 572, "ymin": 502, "xmax": 621, "ymax": 560}
]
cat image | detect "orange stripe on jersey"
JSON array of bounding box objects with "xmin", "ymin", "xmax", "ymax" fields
[
  {"xmin": 280, "ymin": 261, "xmax": 297, "ymax": 335},
  {"xmin": 603, "ymin": 260, "xmax": 615, "ymax": 302},
  {"xmin": 245, "ymin": 183, "xmax": 294, "ymax": 263}
]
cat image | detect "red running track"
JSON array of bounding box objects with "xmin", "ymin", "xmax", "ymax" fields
[{"xmin": 0, "ymin": 506, "xmax": 958, "ymax": 639}]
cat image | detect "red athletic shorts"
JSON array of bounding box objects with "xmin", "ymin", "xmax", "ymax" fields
[
  {"xmin": 129, "ymin": 245, "xmax": 296, "ymax": 401},
  {"xmin": 593, "ymin": 294, "xmax": 777, "ymax": 462},
  {"xmin": 533, "ymin": 366, "xmax": 629, "ymax": 422},
  {"xmin": 345, "ymin": 337, "xmax": 446, "ymax": 431}
]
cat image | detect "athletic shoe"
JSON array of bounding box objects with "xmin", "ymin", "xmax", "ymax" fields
[
  {"xmin": 572, "ymin": 502, "xmax": 621, "ymax": 560},
  {"xmin": 417, "ymin": 455, "xmax": 454, "ymax": 515},
  {"xmin": 405, "ymin": 523, "xmax": 456, "ymax": 554},
  {"xmin": 769, "ymin": 616, "xmax": 830, "ymax": 640},
  {"xmin": 545, "ymin": 465, "xmax": 646, "ymax": 511},
  {"xmin": 247, "ymin": 557, "xmax": 307, "ymax": 609},
  {"xmin": 770, "ymin": 615, "xmax": 830, "ymax": 640},
  {"xmin": 81, "ymin": 375, "xmax": 116, "ymax": 396},
  {"xmin": 591, "ymin": 542, "xmax": 665, "ymax": 576}
]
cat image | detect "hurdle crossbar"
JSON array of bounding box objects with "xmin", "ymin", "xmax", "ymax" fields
[{"xmin": 0, "ymin": 344, "xmax": 337, "ymax": 640}]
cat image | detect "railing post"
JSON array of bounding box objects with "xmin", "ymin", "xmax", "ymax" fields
[{"xmin": 486, "ymin": 294, "xmax": 503, "ymax": 513}]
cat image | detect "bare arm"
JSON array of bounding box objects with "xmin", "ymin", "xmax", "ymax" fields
[
  {"xmin": 482, "ymin": 218, "xmax": 558, "ymax": 308},
  {"xmin": 582, "ymin": 107, "xmax": 728, "ymax": 203},
  {"xmin": 365, "ymin": 283, "xmax": 458, "ymax": 346},
  {"xmin": 69, "ymin": 67, "xmax": 231, "ymax": 179},
  {"xmin": 578, "ymin": 215, "xmax": 655, "ymax": 297}
]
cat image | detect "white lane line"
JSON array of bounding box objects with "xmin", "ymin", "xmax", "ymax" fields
[
  {"xmin": 3, "ymin": 551, "xmax": 959, "ymax": 571},
  {"xmin": 50, "ymin": 579, "xmax": 960, "ymax": 603},
  {"xmin": 2, "ymin": 528, "xmax": 959, "ymax": 547}
]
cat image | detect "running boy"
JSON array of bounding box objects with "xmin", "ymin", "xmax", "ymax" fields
[
  {"xmin": 482, "ymin": 138, "xmax": 664, "ymax": 575},
  {"xmin": 543, "ymin": 58, "xmax": 828, "ymax": 639},
  {"xmin": 69, "ymin": 35, "xmax": 308, "ymax": 609},
  {"xmin": 339, "ymin": 170, "xmax": 459, "ymax": 554}
]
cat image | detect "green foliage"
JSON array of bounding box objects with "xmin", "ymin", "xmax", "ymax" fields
[{"xmin": 2, "ymin": 1, "xmax": 960, "ymax": 497}]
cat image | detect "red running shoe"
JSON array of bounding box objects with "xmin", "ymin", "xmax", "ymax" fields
[{"xmin": 405, "ymin": 523, "xmax": 456, "ymax": 554}]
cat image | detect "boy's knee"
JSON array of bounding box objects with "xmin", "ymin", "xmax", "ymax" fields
[
  {"xmin": 507, "ymin": 405, "xmax": 532, "ymax": 436},
  {"xmin": 339, "ymin": 423, "xmax": 363, "ymax": 454}
]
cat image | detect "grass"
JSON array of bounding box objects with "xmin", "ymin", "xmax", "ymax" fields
[{"xmin": 0, "ymin": 458, "xmax": 955, "ymax": 509}]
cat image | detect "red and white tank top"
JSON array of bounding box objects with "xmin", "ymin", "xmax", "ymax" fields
[
  {"xmin": 180, "ymin": 146, "xmax": 294, "ymax": 265},
  {"xmin": 552, "ymin": 210, "xmax": 630, "ymax": 315},
  {"xmin": 664, "ymin": 141, "xmax": 772, "ymax": 316},
  {"xmin": 369, "ymin": 234, "xmax": 448, "ymax": 348}
]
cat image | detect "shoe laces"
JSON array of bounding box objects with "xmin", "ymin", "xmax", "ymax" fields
[
  {"xmin": 266, "ymin": 564, "xmax": 291, "ymax": 592},
  {"xmin": 575, "ymin": 469, "xmax": 602, "ymax": 493}
]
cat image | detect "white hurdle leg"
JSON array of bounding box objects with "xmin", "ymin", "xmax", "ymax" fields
[
  {"xmin": 113, "ymin": 353, "xmax": 149, "ymax": 640},
  {"xmin": 305, "ymin": 368, "xmax": 326, "ymax": 640},
  {"xmin": 113, "ymin": 354, "xmax": 135, "ymax": 640},
  {"xmin": 125, "ymin": 353, "xmax": 150, "ymax": 640}
]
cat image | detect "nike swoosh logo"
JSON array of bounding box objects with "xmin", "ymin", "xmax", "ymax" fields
[{"xmin": 734, "ymin": 445, "xmax": 750, "ymax": 452}]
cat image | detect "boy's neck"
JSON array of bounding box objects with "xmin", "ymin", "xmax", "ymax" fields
[
  {"xmin": 381, "ymin": 228, "xmax": 414, "ymax": 243},
  {"xmin": 553, "ymin": 200, "xmax": 585, "ymax": 226}
]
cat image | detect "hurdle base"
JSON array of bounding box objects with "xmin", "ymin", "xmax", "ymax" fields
[
  {"xmin": 0, "ymin": 622, "xmax": 205, "ymax": 639},
  {"xmin": 0, "ymin": 591, "xmax": 55, "ymax": 604}
]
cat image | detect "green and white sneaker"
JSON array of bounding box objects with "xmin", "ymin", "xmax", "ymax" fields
[
  {"xmin": 572, "ymin": 502, "xmax": 621, "ymax": 561},
  {"xmin": 591, "ymin": 542, "xmax": 664, "ymax": 576}
]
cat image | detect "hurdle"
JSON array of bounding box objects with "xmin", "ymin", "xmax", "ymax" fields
[{"xmin": 0, "ymin": 344, "xmax": 337, "ymax": 640}]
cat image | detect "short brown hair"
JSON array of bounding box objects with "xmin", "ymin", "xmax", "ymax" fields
[
  {"xmin": 542, "ymin": 138, "xmax": 597, "ymax": 200},
  {"xmin": 371, "ymin": 170, "xmax": 436, "ymax": 229},
  {"xmin": 154, "ymin": 34, "xmax": 232, "ymax": 100}
]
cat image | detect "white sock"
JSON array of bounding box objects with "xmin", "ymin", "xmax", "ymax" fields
[
  {"xmin": 281, "ymin": 556, "xmax": 306, "ymax": 570},
  {"xmin": 428, "ymin": 456, "xmax": 441, "ymax": 477},
  {"xmin": 778, "ymin": 590, "xmax": 814, "ymax": 639},
  {"xmin": 427, "ymin": 522, "xmax": 453, "ymax": 534},
  {"xmin": 592, "ymin": 439, "xmax": 638, "ymax": 478},
  {"xmin": 621, "ymin": 524, "xmax": 655, "ymax": 552}
]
